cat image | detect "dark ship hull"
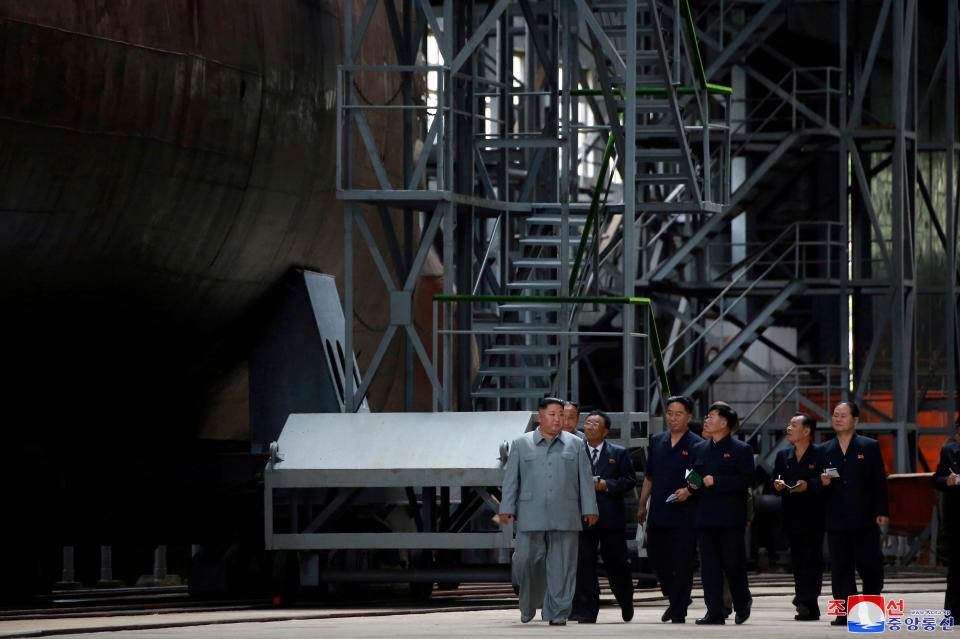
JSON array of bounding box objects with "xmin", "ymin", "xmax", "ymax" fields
[{"xmin": 0, "ymin": 0, "xmax": 411, "ymax": 595}]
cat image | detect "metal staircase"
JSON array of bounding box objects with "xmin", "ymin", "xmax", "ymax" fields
[
  {"xmin": 578, "ymin": 0, "xmax": 729, "ymax": 213},
  {"xmin": 468, "ymin": 0, "xmax": 730, "ymax": 410},
  {"xmin": 471, "ymin": 210, "xmax": 590, "ymax": 409},
  {"xmin": 654, "ymin": 221, "xmax": 842, "ymax": 403}
]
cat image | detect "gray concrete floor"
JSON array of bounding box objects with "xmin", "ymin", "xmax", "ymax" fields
[{"xmin": 1, "ymin": 572, "xmax": 948, "ymax": 638}]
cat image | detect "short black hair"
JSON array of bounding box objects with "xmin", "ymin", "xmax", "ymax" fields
[
  {"xmin": 836, "ymin": 401, "xmax": 861, "ymax": 418},
  {"xmin": 666, "ymin": 395, "xmax": 694, "ymax": 414},
  {"xmin": 539, "ymin": 396, "xmax": 564, "ymax": 409},
  {"xmin": 587, "ymin": 409, "xmax": 610, "ymax": 430},
  {"xmin": 564, "ymin": 400, "xmax": 579, "ymax": 412},
  {"xmin": 708, "ymin": 402, "xmax": 739, "ymax": 431},
  {"xmin": 793, "ymin": 412, "xmax": 816, "ymax": 434}
]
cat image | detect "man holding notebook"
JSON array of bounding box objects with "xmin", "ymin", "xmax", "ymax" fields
[
  {"xmin": 688, "ymin": 402, "xmax": 754, "ymax": 625},
  {"xmin": 772, "ymin": 413, "xmax": 824, "ymax": 620},
  {"xmin": 638, "ymin": 395, "xmax": 702, "ymax": 623}
]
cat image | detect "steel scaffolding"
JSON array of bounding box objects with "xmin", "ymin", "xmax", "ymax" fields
[{"xmin": 336, "ymin": 0, "xmax": 959, "ymax": 472}]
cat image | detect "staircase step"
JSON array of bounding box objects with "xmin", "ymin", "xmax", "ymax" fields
[
  {"xmin": 635, "ymin": 127, "xmax": 682, "ymax": 137},
  {"xmin": 506, "ymin": 280, "xmax": 562, "ymax": 290},
  {"xmin": 471, "ymin": 388, "xmax": 554, "ymax": 399},
  {"xmin": 491, "ymin": 324, "xmax": 563, "ymax": 333},
  {"xmin": 519, "ymin": 237, "xmax": 583, "ymax": 246},
  {"xmin": 485, "ymin": 344, "xmax": 562, "ymax": 355},
  {"xmin": 634, "ymin": 100, "xmax": 672, "ymax": 113},
  {"xmin": 498, "ymin": 303, "xmax": 562, "ymax": 312},
  {"xmin": 512, "ymin": 258, "xmax": 565, "ymax": 268},
  {"xmin": 638, "ymin": 148, "xmax": 683, "ymax": 159},
  {"xmin": 525, "ymin": 214, "xmax": 589, "ymax": 225},
  {"xmin": 635, "ymin": 173, "xmax": 688, "ymax": 184},
  {"xmin": 478, "ymin": 367, "xmax": 554, "ymax": 376}
]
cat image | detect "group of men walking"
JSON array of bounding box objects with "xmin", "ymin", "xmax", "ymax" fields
[{"xmin": 499, "ymin": 394, "xmax": 892, "ymax": 627}]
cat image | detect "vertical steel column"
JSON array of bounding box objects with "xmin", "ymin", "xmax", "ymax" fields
[
  {"xmin": 890, "ymin": 0, "xmax": 917, "ymax": 427},
  {"xmin": 947, "ymin": 0, "xmax": 958, "ymax": 427},
  {"xmin": 403, "ymin": 0, "xmax": 415, "ymax": 412},
  {"xmin": 443, "ymin": 201, "xmax": 455, "ymax": 411},
  {"xmin": 343, "ymin": 0, "xmax": 356, "ymax": 413},
  {"xmin": 623, "ymin": 0, "xmax": 638, "ymax": 416},
  {"xmin": 558, "ymin": 0, "xmax": 573, "ymax": 397},
  {"xmin": 838, "ymin": 0, "xmax": 851, "ymax": 399},
  {"xmin": 454, "ymin": 1, "xmax": 474, "ymax": 412}
]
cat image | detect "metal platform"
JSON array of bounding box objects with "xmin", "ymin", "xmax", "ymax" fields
[{"xmin": 264, "ymin": 411, "xmax": 533, "ymax": 552}]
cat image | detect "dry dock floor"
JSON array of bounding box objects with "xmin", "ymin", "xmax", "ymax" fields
[{"xmin": 1, "ymin": 570, "xmax": 947, "ymax": 638}]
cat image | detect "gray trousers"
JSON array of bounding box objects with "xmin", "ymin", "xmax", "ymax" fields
[{"xmin": 513, "ymin": 530, "xmax": 579, "ymax": 621}]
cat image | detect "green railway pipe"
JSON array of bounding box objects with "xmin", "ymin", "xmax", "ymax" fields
[
  {"xmin": 433, "ymin": 294, "xmax": 672, "ymax": 400},
  {"xmin": 569, "ymin": 130, "xmax": 615, "ymax": 294}
]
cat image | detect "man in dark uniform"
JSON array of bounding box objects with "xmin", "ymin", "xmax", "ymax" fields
[
  {"xmin": 820, "ymin": 401, "xmax": 889, "ymax": 626},
  {"xmin": 638, "ymin": 395, "xmax": 702, "ymax": 623},
  {"xmin": 571, "ymin": 410, "xmax": 637, "ymax": 623},
  {"xmin": 934, "ymin": 421, "xmax": 960, "ymax": 621},
  {"xmin": 772, "ymin": 412, "xmax": 824, "ymax": 620},
  {"xmin": 689, "ymin": 402, "xmax": 754, "ymax": 625}
]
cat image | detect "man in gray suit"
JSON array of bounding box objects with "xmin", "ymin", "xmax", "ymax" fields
[{"xmin": 500, "ymin": 397, "xmax": 599, "ymax": 625}]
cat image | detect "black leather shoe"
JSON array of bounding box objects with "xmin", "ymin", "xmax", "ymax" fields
[
  {"xmin": 794, "ymin": 604, "xmax": 820, "ymax": 621},
  {"xmin": 696, "ymin": 613, "xmax": 726, "ymax": 625},
  {"xmin": 831, "ymin": 615, "xmax": 847, "ymax": 626},
  {"xmin": 661, "ymin": 605, "xmax": 673, "ymax": 622},
  {"xmin": 735, "ymin": 598, "xmax": 752, "ymax": 625},
  {"xmin": 520, "ymin": 612, "xmax": 534, "ymax": 623},
  {"xmin": 622, "ymin": 601, "xmax": 634, "ymax": 622},
  {"xmin": 549, "ymin": 618, "xmax": 567, "ymax": 626},
  {"xmin": 671, "ymin": 616, "xmax": 686, "ymax": 623}
]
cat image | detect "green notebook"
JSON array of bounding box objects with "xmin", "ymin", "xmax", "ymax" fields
[{"xmin": 685, "ymin": 468, "xmax": 704, "ymax": 489}]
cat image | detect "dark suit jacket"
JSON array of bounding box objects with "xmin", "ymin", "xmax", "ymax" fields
[
  {"xmin": 820, "ymin": 434, "xmax": 889, "ymax": 531},
  {"xmin": 692, "ymin": 434, "xmax": 755, "ymax": 528},
  {"xmin": 587, "ymin": 440, "xmax": 637, "ymax": 531},
  {"xmin": 772, "ymin": 443, "xmax": 824, "ymax": 534},
  {"xmin": 935, "ymin": 438, "xmax": 960, "ymax": 530}
]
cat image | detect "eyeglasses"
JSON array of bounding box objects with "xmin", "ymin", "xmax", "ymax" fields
[{"xmin": 584, "ymin": 420, "xmax": 604, "ymax": 427}]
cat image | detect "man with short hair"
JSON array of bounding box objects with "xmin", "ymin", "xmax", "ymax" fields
[
  {"xmin": 689, "ymin": 402, "xmax": 754, "ymax": 625},
  {"xmin": 570, "ymin": 410, "xmax": 636, "ymax": 623},
  {"xmin": 638, "ymin": 395, "xmax": 702, "ymax": 623},
  {"xmin": 500, "ymin": 397, "xmax": 599, "ymax": 625},
  {"xmin": 820, "ymin": 401, "xmax": 889, "ymax": 627},
  {"xmin": 563, "ymin": 401, "xmax": 586, "ymax": 441},
  {"xmin": 772, "ymin": 413, "xmax": 824, "ymax": 620}
]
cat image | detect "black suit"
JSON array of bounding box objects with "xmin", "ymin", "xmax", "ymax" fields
[
  {"xmin": 571, "ymin": 440, "xmax": 636, "ymax": 622},
  {"xmin": 772, "ymin": 444, "xmax": 825, "ymax": 615},
  {"xmin": 820, "ymin": 434, "xmax": 888, "ymax": 605},
  {"xmin": 691, "ymin": 434, "xmax": 754, "ymax": 617},
  {"xmin": 934, "ymin": 438, "xmax": 960, "ymax": 619},
  {"xmin": 645, "ymin": 429, "xmax": 702, "ymax": 620}
]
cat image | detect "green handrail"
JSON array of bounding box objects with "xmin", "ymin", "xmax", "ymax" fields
[
  {"xmin": 433, "ymin": 294, "xmax": 671, "ymax": 402},
  {"xmin": 569, "ymin": 130, "xmax": 615, "ymax": 293},
  {"xmin": 680, "ymin": 0, "xmax": 708, "ymax": 91}
]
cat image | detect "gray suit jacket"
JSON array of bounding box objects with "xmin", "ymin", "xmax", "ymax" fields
[{"xmin": 499, "ymin": 429, "xmax": 599, "ymax": 532}]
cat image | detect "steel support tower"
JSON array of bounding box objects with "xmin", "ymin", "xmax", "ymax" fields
[{"xmin": 336, "ymin": 0, "xmax": 959, "ymax": 472}]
